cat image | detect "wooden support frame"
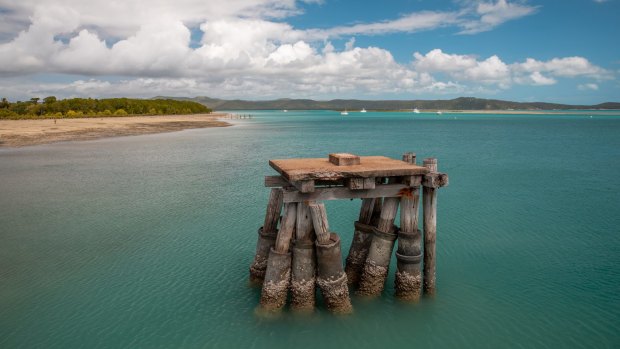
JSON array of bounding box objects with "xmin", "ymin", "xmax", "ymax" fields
[{"xmin": 282, "ymin": 183, "xmax": 411, "ymax": 203}]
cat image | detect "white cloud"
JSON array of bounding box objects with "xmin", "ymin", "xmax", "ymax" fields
[
  {"xmin": 412, "ymin": 49, "xmax": 510, "ymax": 86},
  {"xmin": 527, "ymin": 72, "xmax": 557, "ymax": 86},
  {"xmin": 512, "ymin": 57, "xmax": 610, "ymax": 80},
  {"xmin": 0, "ymin": 0, "xmax": 611, "ymax": 99},
  {"xmin": 459, "ymin": 0, "xmax": 539, "ymax": 34},
  {"xmin": 578, "ymin": 83, "xmax": 599, "ymax": 91}
]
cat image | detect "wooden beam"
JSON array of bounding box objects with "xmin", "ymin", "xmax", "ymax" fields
[
  {"xmin": 422, "ymin": 172, "xmax": 449, "ymax": 188},
  {"xmin": 293, "ymin": 180, "xmax": 315, "ymax": 193},
  {"xmin": 282, "ymin": 183, "xmax": 410, "ymax": 203},
  {"xmin": 264, "ymin": 175, "xmax": 344, "ymax": 188},
  {"xmin": 403, "ymin": 175, "xmax": 423, "ymax": 187},
  {"xmin": 264, "ymin": 175, "xmax": 289, "ymax": 187},
  {"xmin": 263, "ymin": 188, "xmax": 283, "ymax": 234},
  {"xmin": 308, "ymin": 202, "xmax": 331, "ymax": 244},
  {"xmin": 274, "ymin": 202, "xmax": 297, "ymax": 253}
]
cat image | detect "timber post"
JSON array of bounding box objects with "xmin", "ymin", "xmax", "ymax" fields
[
  {"xmin": 356, "ymin": 196, "xmax": 399, "ymax": 297},
  {"xmin": 395, "ymin": 152, "xmax": 423, "ymax": 301},
  {"xmin": 259, "ymin": 202, "xmax": 296, "ymax": 311},
  {"xmin": 344, "ymin": 198, "xmax": 375, "ymax": 285},
  {"xmin": 290, "ymin": 202, "xmax": 317, "ymax": 311},
  {"xmin": 249, "ymin": 188, "xmax": 283, "ymax": 284},
  {"xmin": 422, "ymin": 157, "xmax": 445, "ymax": 296},
  {"xmin": 310, "ymin": 202, "xmax": 353, "ymax": 314},
  {"xmin": 254, "ymin": 152, "xmax": 448, "ymax": 313}
]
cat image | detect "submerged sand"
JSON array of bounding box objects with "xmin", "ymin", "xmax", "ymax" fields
[{"xmin": 0, "ymin": 114, "xmax": 230, "ymax": 147}]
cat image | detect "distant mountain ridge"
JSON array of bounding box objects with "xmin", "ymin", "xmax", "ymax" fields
[{"xmin": 153, "ymin": 96, "xmax": 620, "ymax": 111}]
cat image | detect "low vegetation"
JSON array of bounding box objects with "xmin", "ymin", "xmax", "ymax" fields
[{"xmin": 0, "ymin": 97, "xmax": 211, "ymax": 120}]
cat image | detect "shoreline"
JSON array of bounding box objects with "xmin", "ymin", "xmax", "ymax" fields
[{"xmin": 0, "ymin": 113, "xmax": 231, "ymax": 148}]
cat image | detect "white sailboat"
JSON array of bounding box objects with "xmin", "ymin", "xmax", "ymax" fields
[
  {"xmin": 436, "ymin": 110, "xmax": 443, "ymax": 115},
  {"xmin": 341, "ymin": 109, "xmax": 349, "ymax": 115},
  {"xmin": 413, "ymin": 108, "xmax": 420, "ymax": 114},
  {"xmin": 360, "ymin": 108, "xmax": 367, "ymax": 113}
]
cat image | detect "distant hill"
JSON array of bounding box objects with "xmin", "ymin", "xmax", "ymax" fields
[{"xmin": 153, "ymin": 96, "xmax": 620, "ymax": 111}]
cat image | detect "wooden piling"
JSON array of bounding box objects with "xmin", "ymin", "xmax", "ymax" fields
[
  {"xmin": 309, "ymin": 203, "xmax": 331, "ymax": 245},
  {"xmin": 274, "ymin": 203, "xmax": 297, "ymax": 253},
  {"xmin": 345, "ymin": 198, "xmax": 376, "ymax": 285},
  {"xmin": 259, "ymin": 202, "xmax": 296, "ymax": 311},
  {"xmin": 394, "ymin": 152, "xmax": 423, "ymax": 300},
  {"xmin": 264, "ymin": 188, "xmax": 284, "ymax": 234},
  {"xmin": 291, "ymin": 202, "xmax": 317, "ymax": 311},
  {"xmin": 254, "ymin": 152, "xmax": 447, "ymax": 312},
  {"xmin": 250, "ymin": 188, "xmax": 283, "ymax": 284},
  {"xmin": 309, "ymin": 202, "xmax": 352, "ymax": 314},
  {"xmin": 423, "ymin": 158, "xmax": 438, "ymax": 295},
  {"xmin": 357, "ymin": 196, "xmax": 399, "ymax": 297}
]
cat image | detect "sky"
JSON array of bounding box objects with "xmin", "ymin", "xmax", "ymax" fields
[{"xmin": 0, "ymin": 0, "xmax": 618, "ymax": 104}]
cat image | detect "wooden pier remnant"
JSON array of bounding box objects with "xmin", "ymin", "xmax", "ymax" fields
[{"xmin": 251, "ymin": 152, "xmax": 448, "ymax": 313}]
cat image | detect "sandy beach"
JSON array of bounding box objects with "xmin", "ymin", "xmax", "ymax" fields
[{"xmin": 0, "ymin": 113, "xmax": 231, "ymax": 147}]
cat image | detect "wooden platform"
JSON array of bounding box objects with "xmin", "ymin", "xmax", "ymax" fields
[{"xmin": 269, "ymin": 156, "xmax": 429, "ymax": 182}]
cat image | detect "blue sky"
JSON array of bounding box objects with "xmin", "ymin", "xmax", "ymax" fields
[{"xmin": 0, "ymin": 0, "xmax": 618, "ymax": 104}]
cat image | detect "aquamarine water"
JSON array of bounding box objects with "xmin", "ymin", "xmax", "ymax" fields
[{"xmin": 1, "ymin": 111, "xmax": 619, "ymax": 348}]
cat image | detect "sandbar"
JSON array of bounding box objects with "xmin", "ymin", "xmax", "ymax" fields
[{"xmin": 0, "ymin": 113, "xmax": 231, "ymax": 147}]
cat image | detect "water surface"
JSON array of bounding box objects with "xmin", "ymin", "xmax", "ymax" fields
[{"xmin": 1, "ymin": 110, "xmax": 619, "ymax": 348}]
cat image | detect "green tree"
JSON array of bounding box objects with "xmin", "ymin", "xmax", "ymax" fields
[
  {"xmin": 43, "ymin": 96, "xmax": 57, "ymax": 104},
  {"xmin": 30, "ymin": 97, "xmax": 40, "ymax": 104},
  {"xmin": 0, "ymin": 98, "xmax": 9, "ymax": 109}
]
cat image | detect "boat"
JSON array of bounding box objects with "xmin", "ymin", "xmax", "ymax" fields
[
  {"xmin": 413, "ymin": 108, "xmax": 420, "ymax": 114},
  {"xmin": 360, "ymin": 108, "xmax": 367, "ymax": 113},
  {"xmin": 283, "ymin": 109, "xmax": 288, "ymax": 112},
  {"xmin": 341, "ymin": 110, "xmax": 348, "ymax": 115},
  {"xmin": 436, "ymin": 110, "xmax": 442, "ymax": 115}
]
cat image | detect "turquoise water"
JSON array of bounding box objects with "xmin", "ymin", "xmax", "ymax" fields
[{"xmin": 1, "ymin": 110, "xmax": 619, "ymax": 348}]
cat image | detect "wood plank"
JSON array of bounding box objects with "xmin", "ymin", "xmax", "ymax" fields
[
  {"xmin": 308, "ymin": 202, "xmax": 331, "ymax": 244},
  {"xmin": 282, "ymin": 183, "xmax": 410, "ymax": 203},
  {"xmin": 269, "ymin": 156, "xmax": 428, "ymax": 182},
  {"xmin": 263, "ymin": 188, "xmax": 283, "ymax": 234},
  {"xmin": 329, "ymin": 153, "xmax": 361, "ymax": 166},
  {"xmin": 274, "ymin": 203, "xmax": 297, "ymax": 253}
]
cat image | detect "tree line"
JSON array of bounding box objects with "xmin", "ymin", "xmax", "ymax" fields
[{"xmin": 0, "ymin": 97, "xmax": 211, "ymax": 119}]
